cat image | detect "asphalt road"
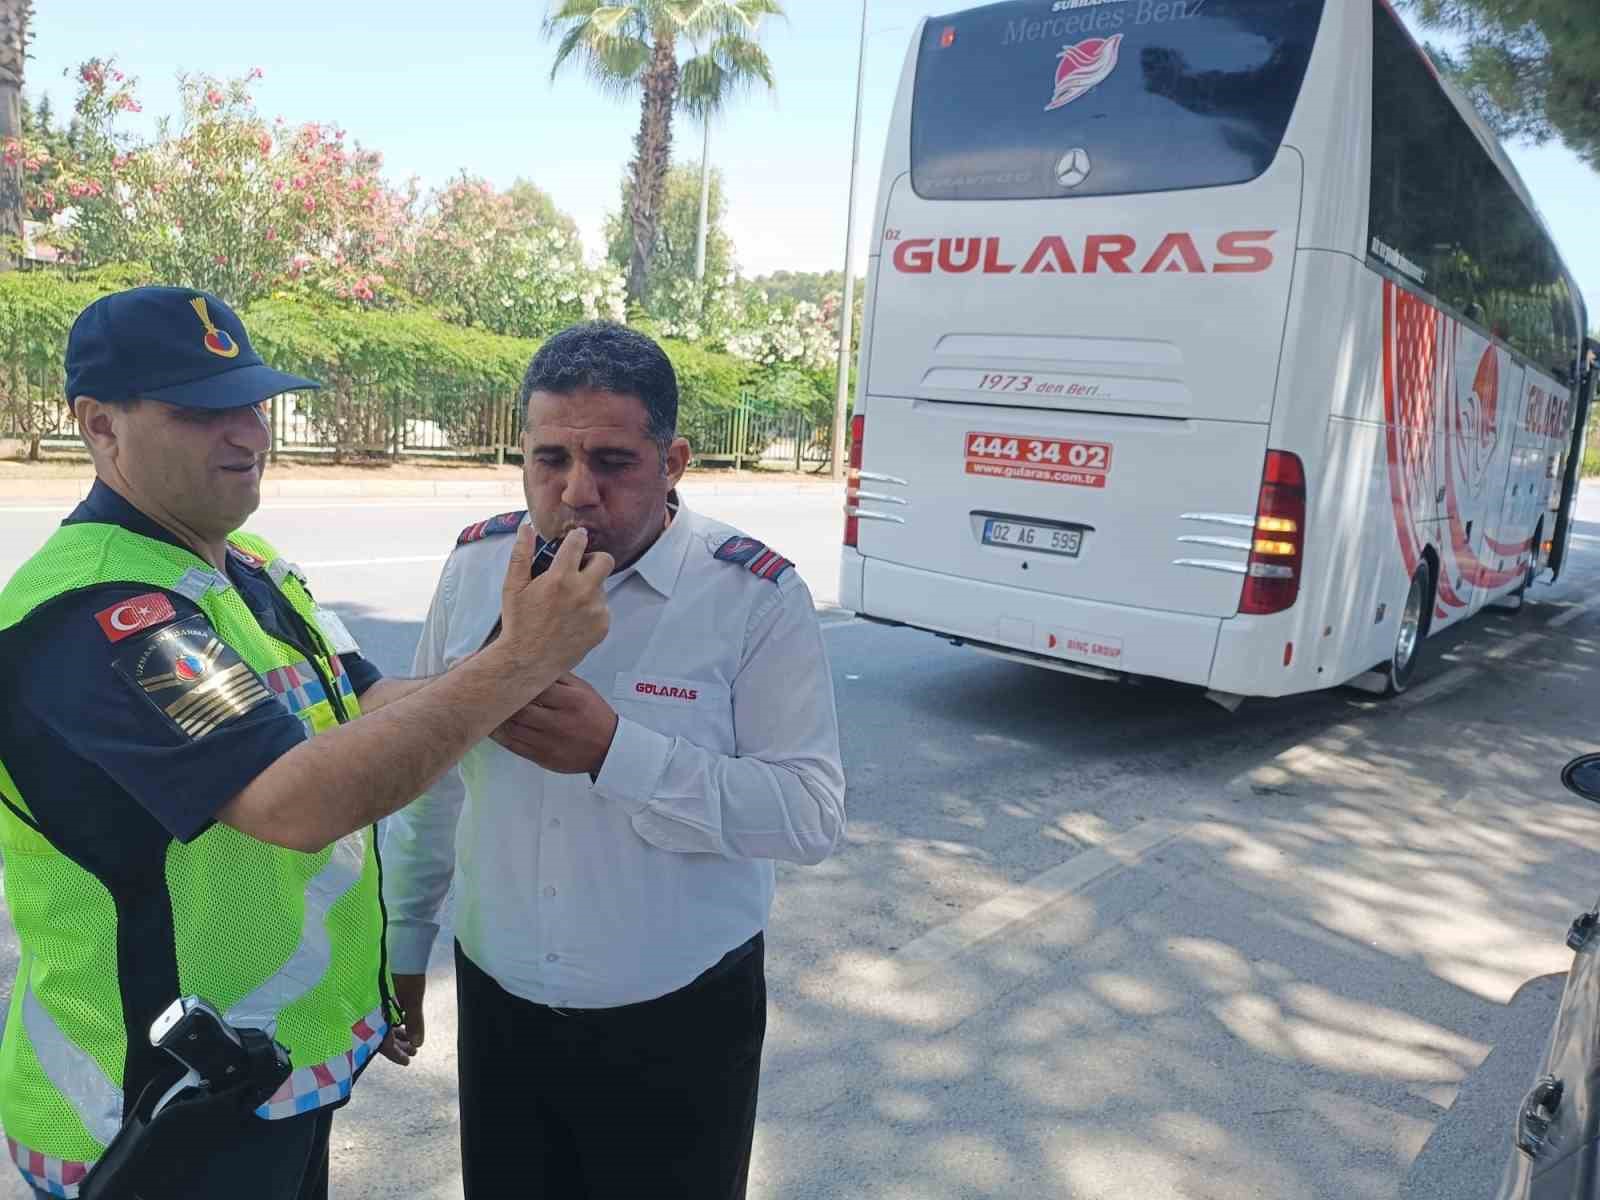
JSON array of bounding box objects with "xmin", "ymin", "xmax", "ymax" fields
[{"xmin": 3, "ymin": 480, "xmax": 1600, "ymax": 1199}]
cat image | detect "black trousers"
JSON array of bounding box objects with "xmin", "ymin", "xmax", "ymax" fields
[
  {"xmin": 36, "ymin": 1106, "xmax": 332, "ymax": 1200},
  {"xmin": 455, "ymin": 936, "xmax": 766, "ymax": 1200}
]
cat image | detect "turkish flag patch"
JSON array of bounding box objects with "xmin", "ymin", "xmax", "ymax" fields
[{"xmin": 95, "ymin": 592, "xmax": 178, "ymax": 643}]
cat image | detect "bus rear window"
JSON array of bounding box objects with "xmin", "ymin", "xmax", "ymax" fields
[{"xmin": 911, "ymin": 0, "xmax": 1327, "ymax": 202}]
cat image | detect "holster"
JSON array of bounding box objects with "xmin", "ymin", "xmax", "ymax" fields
[{"xmin": 77, "ymin": 1028, "xmax": 292, "ymax": 1200}]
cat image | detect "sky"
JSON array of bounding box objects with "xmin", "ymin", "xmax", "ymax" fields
[{"xmin": 23, "ymin": 0, "xmax": 1600, "ymax": 325}]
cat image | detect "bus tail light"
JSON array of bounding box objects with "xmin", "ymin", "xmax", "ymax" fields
[
  {"xmin": 843, "ymin": 415, "xmax": 865, "ymax": 547},
  {"xmin": 1240, "ymin": 450, "xmax": 1306, "ymax": 616}
]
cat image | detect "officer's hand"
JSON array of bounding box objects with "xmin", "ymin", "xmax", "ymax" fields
[
  {"xmin": 389, "ymin": 973, "xmax": 427, "ymax": 1056},
  {"xmin": 379, "ymin": 1024, "xmax": 415, "ymax": 1067},
  {"xmin": 498, "ymin": 527, "xmax": 613, "ymax": 684},
  {"xmin": 491, "ymin": 673, "xmax": 619, "ymax": 775}
]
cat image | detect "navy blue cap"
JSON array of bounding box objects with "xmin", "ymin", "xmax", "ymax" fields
[{"xmin": 64, "ymin": 286, "xmax": 320, "ymax": 409}]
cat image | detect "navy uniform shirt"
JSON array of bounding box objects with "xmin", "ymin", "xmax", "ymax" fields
[{"xmin": 0, "ymin": 481, "xmax": 382, "ymax": 870}]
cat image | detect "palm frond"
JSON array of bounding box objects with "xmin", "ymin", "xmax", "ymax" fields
[
  {"xmin": 673, "ymin": 0, "xmax": 783, "ymax": 43},
  {"xmin": 542, "ymin": 0, "xmax": 605, "ymax": 38},
  {"xmin": 586, "ymin": 36, "xmax": 652, "ymax": 94},
  {"xmin": 589, "ymin": 5, "xmax": 638, "ymax": 36},
  {"xmin": 676, "ymin": 32, "xmax": 775, "ymax": 114},
  {"xmin": 548, "ymin": 1, "xmax": 653, "ymax": 91},
  {"xmin": 549, "ymin": 23, "xmax": 594, "ymax": 79},
  {"xmin": 712, "ymin": 34, "xmax": 776, "ymax": 90},
  {"xmin": 677, "ymin": 53, "xmax": 727, "ymax": 117}
]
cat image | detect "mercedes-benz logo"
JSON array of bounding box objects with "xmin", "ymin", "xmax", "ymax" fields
[{"xmin": 1056, "ymin": 148, "xmax": 1092, "ymax": 189}]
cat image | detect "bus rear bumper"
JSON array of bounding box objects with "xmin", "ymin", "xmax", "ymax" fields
[{"xmin": 851, "ymin": 558, "xmax": 1223, "ymax": 688}]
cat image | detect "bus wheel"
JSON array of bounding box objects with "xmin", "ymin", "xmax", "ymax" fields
[{"xmin": 1382, "ymin": 564, "xmax": 1432, "ymax": 697}]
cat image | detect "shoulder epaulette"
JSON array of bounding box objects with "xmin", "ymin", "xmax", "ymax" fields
[
  {"xmin": 713, "ymin": 535, "xmax": 793, "ymax": 583},
  {"xmin": 457, "ymin": 510, "xmax": 527, "ymax": 546}
]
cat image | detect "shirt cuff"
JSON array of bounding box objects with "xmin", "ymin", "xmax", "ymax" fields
[
  {"xmin": 592, "ymin": 716, "xmax": 673, "ymax": 816},
  {"xmin": 386, "ymin": 920, "xmax": 441, "ymax": 975}
]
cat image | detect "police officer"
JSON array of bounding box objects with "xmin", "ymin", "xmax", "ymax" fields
[
  {"xmin": 383, "ymin": 322, "xmax": 847, "ymax": 1199},
  {"xmin": 0, "ymin": 287, "xmax": 612, "ymax": 1199}
]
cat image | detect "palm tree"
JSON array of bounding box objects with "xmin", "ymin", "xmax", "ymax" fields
[
  {"xmin": 545, "ymin": 0, "xmax": 780, "ymax": 307},
  {"xmin": 0, "ymin": 0, "xmax": 31, "ymax": 271}
]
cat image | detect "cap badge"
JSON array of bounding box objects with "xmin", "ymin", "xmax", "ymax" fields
[{"xmin": 190, "ymin": 296, "xmax": 240, "ymax": 359}]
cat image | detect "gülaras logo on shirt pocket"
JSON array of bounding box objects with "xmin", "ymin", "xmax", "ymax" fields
[{"xmin": 615, "ymin": 673, "xmax": 716, "ymax": 706}]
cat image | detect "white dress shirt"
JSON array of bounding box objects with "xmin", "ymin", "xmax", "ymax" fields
[{"xmin": 381, "ymin": 501, "xmax": 846, "ymax": 1008}]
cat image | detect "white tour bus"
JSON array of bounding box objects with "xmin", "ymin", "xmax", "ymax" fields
[{"xmin": 840, "ymin": 0, "xmax": 1595, "ymax": 703}]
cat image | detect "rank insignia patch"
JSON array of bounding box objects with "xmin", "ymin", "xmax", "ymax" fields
[
  {"xmin": 113, "ymin": 616, "xmax": 276, "ymax": 739},
  {"xmin": 457, "ymin": 510, "xmax": 527, "ymax": 545},
  {"xmin": 713, "ymin": 535, "xmax": 794, "ymax": 583}
]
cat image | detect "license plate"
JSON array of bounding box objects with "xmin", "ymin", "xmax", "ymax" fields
[{"xmin": 982, "ymin": 519, "xmax": 1082, "ymax": 557}]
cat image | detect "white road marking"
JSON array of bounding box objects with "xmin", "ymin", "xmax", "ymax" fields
[
  {"xmin": 1484, "ymin": 630, "xmax": 1544, "ymax": 661},
  {"xmin": 880, "ymin": 818, "xmax": 1189, "ymax": 987},
  {"xmin": 1403, "ymin": 665, "xmax": 1480, "ymax": 705},
  {"xmin": 298, "ymin": 554, "xmax": 450, "ymax": 569},
  {"xmin": 1550, "ymin": 599, "xmax": 1596, "ymax": 629},
  {"xmin": 260, "ymin": 500, "xmax": 497, "ymax": 511}
]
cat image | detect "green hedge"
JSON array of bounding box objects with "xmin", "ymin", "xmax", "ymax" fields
[
  {"xmin": 658, "ymin": 338, "xmax": 756, "ymax": 452},
  {"xmin": 0, "ymin": 268, "xmax": 756, "ymax": 458}
]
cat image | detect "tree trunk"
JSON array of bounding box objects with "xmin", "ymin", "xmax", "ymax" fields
[
  {"xmin": 625, "ymin": 35, "xmax": 679, "ymax": 307},
  {"xmin": 0, "ymin": 1, "xmax": 29, "ymax": 273}
]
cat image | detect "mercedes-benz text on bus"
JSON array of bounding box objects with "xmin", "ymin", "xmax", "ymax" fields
[{"xmin": 840, "ymin": 0, "xmax": 1595, "ymax": 702}]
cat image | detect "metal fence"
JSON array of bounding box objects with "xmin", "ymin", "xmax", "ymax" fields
[
  {"xmin": 0, "ymin": 364, "xmax": 77, "ymax": 455},
  {"xmin": 689, "ymin": 404, "xmax": 835, "ymax": 472},
  {"xmin": 263, "ymin": 386, "xmax": 521, "ymax": 462},
  {"xmin": 3, "ymin": 366, "xmax": 837, "ymax": 472}
]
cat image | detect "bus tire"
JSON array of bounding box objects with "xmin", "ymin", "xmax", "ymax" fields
[{"xmin": 1381, "ymin": 562, "xmax": 1434, "ymax": 697}]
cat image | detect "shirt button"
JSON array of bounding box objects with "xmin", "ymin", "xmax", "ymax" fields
[
  {"xmin": 546, "ymin": 953, "xmax": 558, "ymax": 963},
  {"xmin": 544, "ymin": 886, "xmax": 556, "ymax": 897}
]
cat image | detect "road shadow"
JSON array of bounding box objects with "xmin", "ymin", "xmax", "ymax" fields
[{"xmin": 749, "ymin": 598, "xmax": 1600, "ymax": 1197}]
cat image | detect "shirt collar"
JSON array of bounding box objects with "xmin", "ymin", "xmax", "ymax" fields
[
  {"xmin": 602, "ymin": 498, "xmax": 693, "ymax": 599},
  {"xmin": 65, "ymin": 479, "xmax": 188, "ymax": 552}
]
